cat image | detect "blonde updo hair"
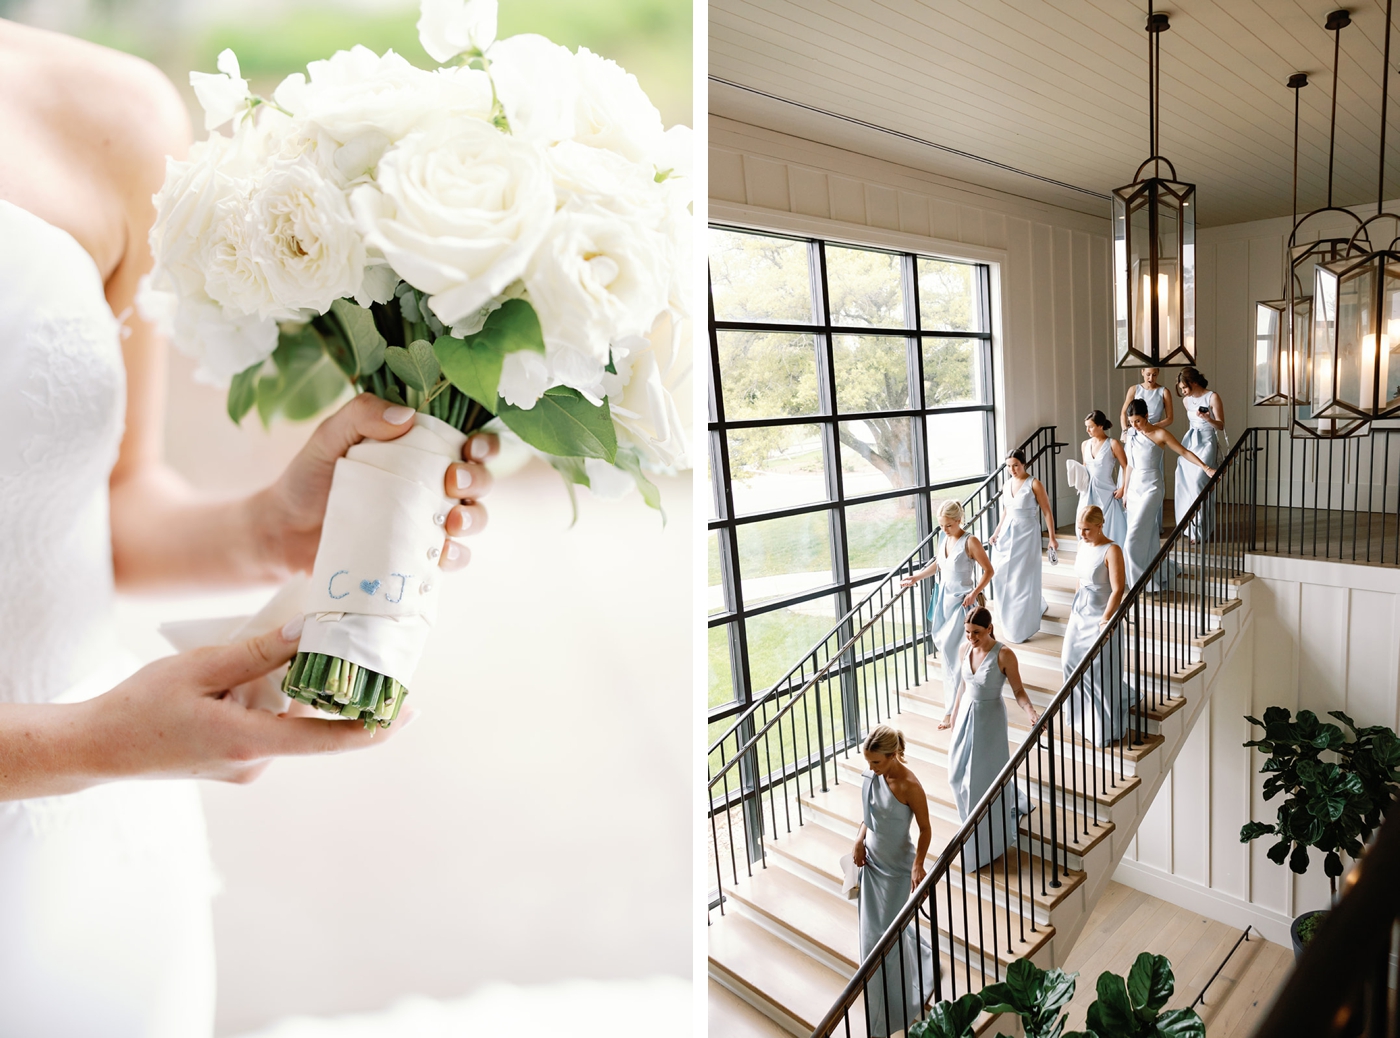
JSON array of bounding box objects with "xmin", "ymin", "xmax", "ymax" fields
[
  {"xmin": 863, "ymin": 724, "xmax": 906, "ymax": 762},
  {"xmin": 1078, "ymin": 504, "xmax": 1105, "ymax": 527},
  {"xmin": 937, "ymin": 499, "xmax": 964, "ymax": 525}
]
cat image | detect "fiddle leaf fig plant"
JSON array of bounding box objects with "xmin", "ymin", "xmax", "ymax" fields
[
  {"xmin": 1065, "ymin": 953, "xmax": 1204, "ymax": 1038},
  {"xmin": 910, "ymin": 992, "xmax": 984, "ymax": 1038},
  {"xmin": 980, "ymin": 957, "xmax": 1078, "ymax": 1038},
  {"xmin": 1239, "ymin": 707, "xmax": 1400, "ymax": 897}
]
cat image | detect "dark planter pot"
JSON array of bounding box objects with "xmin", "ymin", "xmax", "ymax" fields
[{"xmin": 1291, "ymin": 909, "xmax": 1328, "ymax": 960}]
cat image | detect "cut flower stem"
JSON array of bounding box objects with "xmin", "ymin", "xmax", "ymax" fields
[{"xmin": 282, "ymin": 651, "xmax": 408, "ymax": 729}]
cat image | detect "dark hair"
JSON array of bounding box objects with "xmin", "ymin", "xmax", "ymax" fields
[
  {"xmin": 966, "ymin": 606, "xmax": 993, "ymax": 629},
  {"xmin": 1006, "ymin": 448, "xmax": 1027, "ymax": 466},
  {"xmin": 1177, "ymin": 366, "xmax": 1209, "ymax": 390},
  {"xmin": 1086, "ymin": 409, "xmax": 1113, "ymax": 432},
  {"xmin": 1126, "ymin": 398, "xmax": 1149, "ymax": 419}
]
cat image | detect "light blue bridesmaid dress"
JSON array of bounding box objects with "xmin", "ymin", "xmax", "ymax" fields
[
  {"xmin": 1060, "ymin": 540, "xmax": 1136, "ymax": 747},
  {"xmin": 990, "ymin": 479, "xmax": 1048, "ymax": 644},
  {"xmin": 1079, "ymin": 439, "xmax": 1127, "ymax": 545},
  {"xmin": 1122, "ymin": 428, "xmax": 1174, "ymax": 591},
  {"xmin": 927, "ymin": 532, "xmax": 978, "ymax": 695},
  {"xmin": 1130, "ymin": 383, "xmax": 1167, "ymax": 529},
  {"xmin": 1174, "ymin": 391, "xmax": 1218, "ymax": 541},
  {"xmin": 948, "ymin": 642, "xmax": 1033, "ymax": 868},
  {"xmin": 859, "ymin": 771, "xmax": 937, "ymax": 1037}
]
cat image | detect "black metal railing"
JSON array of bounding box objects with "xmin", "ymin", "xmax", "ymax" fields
[
  {"xmin": 706, "ymin": 427, "xmax": 1063, "ymax": 911},
  {"xmin": 1251, "ymin": 796, "xmax": 1399, "ymax": 1038},
  {"xmin": 1244, "ymin": 426, "xmax": 1400, "ymax": 565},
  {"xmin": 811, "ymin": 430, "xmax": 1259, "ymax": 1037}
]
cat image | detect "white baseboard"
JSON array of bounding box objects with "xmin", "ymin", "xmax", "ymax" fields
[{"xmin": 1111, "ymin": 860, "xmax": 1297, "ymax": 948}]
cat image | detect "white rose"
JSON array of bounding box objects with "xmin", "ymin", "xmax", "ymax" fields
[
  {"xmin": 417, "ymin": 0, "xmax": 497, "ymax": 64},
  {"xmin": 138, "ymin": 277, "xmax": 277, "ymax": 387},
  {"xmin": 573, "ymin": 47, "xmax": 665, "ymax": 165},
  {"xmin": 600, "ymin": 319, "xmax": 691, "ymax": 469},
  {"xmin": 497, "ymin": 348, "xmax": 552, "ymax": 408},
  {"xmin": 351, "ymin": 119, "xmax": 554, "ymax": 326},
  {"xmin": 273, "ymin": 48, "xmax": 492, "ymax": 182},
  {"xmin": 488, "ymin": 34, "xmax": 579, "ymax": 145},
  {"xmin": 241, "ymin": 155, "xmax": 372, "ymax": 316},
  {"xmin": 189, "ymin": 48, "xmax": 250, "ymax": 133}
]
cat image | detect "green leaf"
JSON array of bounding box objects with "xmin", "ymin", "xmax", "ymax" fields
[
  {"xmin": 613, "ymin": 446, "xmax": 665, "ymax": 520},
  {"xmin": 227, "ymin": 360, "xmax": 262, "ymax": 424},
  {"xmin": 498, "ymin": 387, "xmax": 618, "ymax": 462},
  {"xmin": 1127, "ymin": 953, "xmax": 1173, "ymax": 1016},
  {"xmin": 1240, "ymin": 821, "xmax": 1274, "ymax": 843},
  {"xmin": 435, "ymin": 333, "xmax": 503, "ymax": 409},
  {"xmin": 257, "ymin": 325, "xmax": 348, "ymax": 424},
  {"xmin": 1289, "ymin": 843, "xmax": 1311, "ymax": 874},
  {"xmin": 908, "ymin": 992, "xmax": 983, "ymax": 1038},
  {"xmin": 385, "ymin": 339, "xmax": 440, "ymax": 393},
  {"xmin": 547, "ymin": 455, "xmax": 590, "ymax": 527},
  {"xmin": 472, "ymin": 297, "xmax": 546, "ymax": 356},
  {"xmin": 328, "ymin": 298, "xmax": 386, "ymax": 378},
  {"xmin": 1086, "ymin": 972, "xmax": 1135, "ymax": 1036},
  {"xmin": 1152, "ymin": 1008, "xmax": 1206, "ymax": 1038}
]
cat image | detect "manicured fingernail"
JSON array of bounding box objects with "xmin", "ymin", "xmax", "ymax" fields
[
  {"xmin": 445, "ymin": 540, "xmax": 465, "ymax": 562},
  {"xmin": 454, "ymin": 466, "xmax": 472, "ymax": 492},
  {"xmin": 384, "ymin": 405, "xmax": 415, "ymax": 425},
  {"xmin": 469, "ymin": 437, "xmax": 491, "ymax": 461},
  {"xmin": 280, "ymin": 615, "xmax": 305, "ymax": 641}
]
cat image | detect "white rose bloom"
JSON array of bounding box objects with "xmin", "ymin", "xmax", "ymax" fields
[
  {"xmin": 488, "ymin": 34, "xmax": 579, "ymax": 145},
  {"xmin": 351, "ymin": 119, "xmax": 554, "ymax": 327},
  {"xmin": 138, "ymin": 277, "xmax": 277, "ymax": 387},
  {"xmin": 572, "ymin": 47, "xmax": 665, "ymax": 165},
  {"xmin": 189, "ymin": 48, "xmax": 250, "ymax": 133},
  {"xmin": 417, "ymin": 0, "xmax": 497, "ymax": 64},
  {"xmin": 273, "ymin": 48, "xmax": 492, "ymax": 182},
  {"xmin": 497, "ymin": 348, "xmax": 552, "ymax": 409},
  {"xmin": 600, "ymin": 320, "xmax": 691, "ymax": 469},
  {"xmin": 242, "ymin": 155, "xmax": 370, "ymax": 317}
]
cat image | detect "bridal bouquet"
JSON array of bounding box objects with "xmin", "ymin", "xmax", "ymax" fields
[{"xmin": 140, "ymin": 0, "xmax": 691, "ymax": 726}]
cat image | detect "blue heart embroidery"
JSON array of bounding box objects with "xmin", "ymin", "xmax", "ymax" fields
[{"xmin": 359, "ymin": 578, "xmax": 381, "ymax": 596}]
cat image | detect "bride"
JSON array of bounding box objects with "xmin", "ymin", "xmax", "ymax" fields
[{"xmin": 0, "ymin": 22, "xmax": 497, "ymax": 1037}]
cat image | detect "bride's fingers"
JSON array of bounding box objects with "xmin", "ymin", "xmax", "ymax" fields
[
  {"xmin": 243, "ymin": 707, "xmax": 418, "ymax": 758},
  {"xmin": 196, "ymin": 620, "xmax": 301, "ymax": 692},
  {"xmin": 303, "ymin": 393, "xmax": 415, "ymax": 467},
  {"xmin": 444, "ymin": 502, "xmax": 486, "ymax": 538},
  {"xmin": 445, "ymin": 461, "xmax": 494, "ymax": 500},
  {"xmin": 464, "ymin": 433, "xmax": 500, "ymax": 463},
  {"xmin": 439, "ymin": 540, "xmax": 471, "ymax": 571}
]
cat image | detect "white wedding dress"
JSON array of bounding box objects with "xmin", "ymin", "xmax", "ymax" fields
[{"xmin": 0, "ymin": 200, "xmax": 218, "ymax": 1037}]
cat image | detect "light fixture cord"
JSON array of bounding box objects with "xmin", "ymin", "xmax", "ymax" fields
[
  {"xmin": 1155, "ymin": 22, "xmax": 1162, "ymax": 155},
  {"xmin": 1147, "ymin": 0, "xmax": 1155, "ymax": 157},
  {"xmin": 1330, "ymin": 20, "xmax": 1341, "ymax": 207},
  {"xmin": 1293, "ymin": 81, "xmax": 1301, "ymax": 223},
  {"xmin": 1381, "ymin": 0, "xmax": 1394, "ymax": 212}
]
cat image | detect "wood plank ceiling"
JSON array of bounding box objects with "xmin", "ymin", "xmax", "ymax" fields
[{"xmin": 710, "ymin": 0, "xmax": 1400, "ymax": 226}]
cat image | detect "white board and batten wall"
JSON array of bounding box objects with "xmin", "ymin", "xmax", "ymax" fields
[{"xmin": 709, "ymin": 115, "xmax": 1144, "ymax": 519}]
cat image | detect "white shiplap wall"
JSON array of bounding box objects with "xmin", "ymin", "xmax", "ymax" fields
[
  {"xmin": 1116, "ymin": 554, "xmax": 1400, "ymax": 945},
  {"xmin": 710, "ymin": 115, "xmax": 1143, "ymax": 516}
]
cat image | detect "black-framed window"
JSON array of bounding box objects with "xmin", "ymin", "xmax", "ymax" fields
[{"xmin": 707, "ymin": 227, "xmax": 998, "ymax": 731}]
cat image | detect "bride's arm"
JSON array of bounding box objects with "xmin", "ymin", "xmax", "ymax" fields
[{"xmin": 101, "ymin": 71, "xmax": 496, "ymax": 590}]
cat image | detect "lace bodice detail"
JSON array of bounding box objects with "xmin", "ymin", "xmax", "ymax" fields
[{"xmin": 0, "ymin": 201, "xmax": 126, "ymax": 704}]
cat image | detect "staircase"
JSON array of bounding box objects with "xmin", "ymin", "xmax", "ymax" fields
[{"xmin": 708, "ymin": 430, "xmax": 1259, "ymax": 1037}]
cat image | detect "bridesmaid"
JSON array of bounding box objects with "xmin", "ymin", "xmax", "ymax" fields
[
  {"xmin": 987, "ymin": 449, "xmax": 1057, "ymax": 643},
  {"xmin": 1173, "ymin": 366, "xmax": 1225, "ymax": 543},
  {"xmin": 1122, "ymin": 399, "xmax": 1214, "ymax": 590},
  {"xmin": 902, "ymin": 500, "xmax": 993, "ymax": 697},
  {"xmin": 852, "ymin": 725, "xmax": 936, "ymax": 1036},
  {"xmin": 938, "ymin": 608, "xmax": 1038, "ymax": 868},
  {"xmin": 1079, "ymin": 410, "xmax": 1128, "ymax": 545},
  {"xmin": 1119, "ymin": 367, "xmax": 1174, "ymax": 534},
  {"xmin": 1060, "ymin": 506, "xmax": 1134, "ymax": 747}
]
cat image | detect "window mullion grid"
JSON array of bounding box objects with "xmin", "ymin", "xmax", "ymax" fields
[{"xmin": 980, "ymin": 263, "xmax": 998, "ymax": 470}]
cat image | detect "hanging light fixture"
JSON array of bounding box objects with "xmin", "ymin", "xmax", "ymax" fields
[
  {"xmin": 1112, "ymin": 4, "xmax": 1196, "ymax": 369},
  {"xmin": 1311, "ymin": 0, "xmax": 1400, "ymax": 435},
  {"xmin": 1254, "ymin": 73, "xmax": 1309, "ymax": 406}
]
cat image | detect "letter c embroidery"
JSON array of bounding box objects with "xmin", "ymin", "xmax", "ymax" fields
[{"xmin": 328, "ymin": 570, "xmax": 350, "ymax": 600}]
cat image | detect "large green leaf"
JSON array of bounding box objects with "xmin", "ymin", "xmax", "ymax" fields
[
  {"xmin": 547, "ymin": 455, "xmax": 590, "ymax": 527},
  {"xmin": 909, "ymin": 992, "xmax": 983, "ymax": 1038},
  {"xmin": 614, "ymin": 446, "xmax": 665, "ymax": 520},
  {"xmin": 328, "ymin": 298, "xmax": 386, "ymax": 378},
  {"xmin": 435, "ymin": 333, "xmax": 503, "ymax": 409},
  {"xmin": 1152, "ymin": 1008, "xmax": 1206, "ymax": 1038},
  {"xmin": 257, "ymin": 325, "xmax": 348, "ymax": 424},
  {"xmin": 1126, "ymin": 953, "xmax": 1173, "ymax": 1017},
  {"xmin": 227, "ymin": 360, "xmax": 262, "ymax": 424},
  {"xmin": 1085, "ymin": 973, "xmax": 1135, "ymax": 1036},
  {"xmin": 498, "ymin": 387, "xmax": 618, "ymax": 462},
  {"xmin": 384, "ymin": 339, "xmax": 440, "ymax": 393}
]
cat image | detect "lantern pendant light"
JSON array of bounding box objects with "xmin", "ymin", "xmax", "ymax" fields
[
  {"xmin": 1308, "ymin": 1, "xmax": 1400, "ymax": 436},
  {"xmin": 1253, "ymin": 73, "xmax": 1309, "ymax": 407},
  {"xmin": 1112, "ymin": 4, "xmax": 1196, "ymax": 369}
]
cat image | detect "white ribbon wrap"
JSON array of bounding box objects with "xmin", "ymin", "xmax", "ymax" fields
[{"xmin": 296, "ymin": 413, "xmax": 467, "ymax": 688}]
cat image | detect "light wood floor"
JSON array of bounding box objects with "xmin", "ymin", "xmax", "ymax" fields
[{"xmin": 1058, "ymin": 882, "xmax": 1295, "ymax": 1038}]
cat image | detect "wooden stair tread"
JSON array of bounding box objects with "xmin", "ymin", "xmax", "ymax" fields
[
  {"xmin": 726, "ymin": 865, "xmax": 860, "ymax": 967},
  {"xmin": 709, "ymin": 979, "xmax": 794, "ymax": 1038},
  {"xmin": 709, "ymin": 913, "xmax": 854, "ymax": 1035}
]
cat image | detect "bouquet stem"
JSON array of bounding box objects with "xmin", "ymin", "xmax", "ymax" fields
[{"xmin": 282, "ymin": 652, "xmax": 407, "ymax": 728}]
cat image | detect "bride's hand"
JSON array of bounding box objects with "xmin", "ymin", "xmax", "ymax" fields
[
  {"xmin": 80, "ymin": 617, "xmax": 410, "ymax": 785},
  {"xmin": 253, "ymin": 393, "xmax": 500, "ymax": 575}
]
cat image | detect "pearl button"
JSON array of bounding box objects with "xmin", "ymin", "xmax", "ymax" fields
[
  {"xmin": 428, "ymin": 546, "xmax": 441, "ymax": 560},
  {"xmin": 433, "ymin": 513, "xmax": 447, "ymax": 526},
  {"xmin": 420, "ymin": 582, "xmax": 433, "ymax": 595}
]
